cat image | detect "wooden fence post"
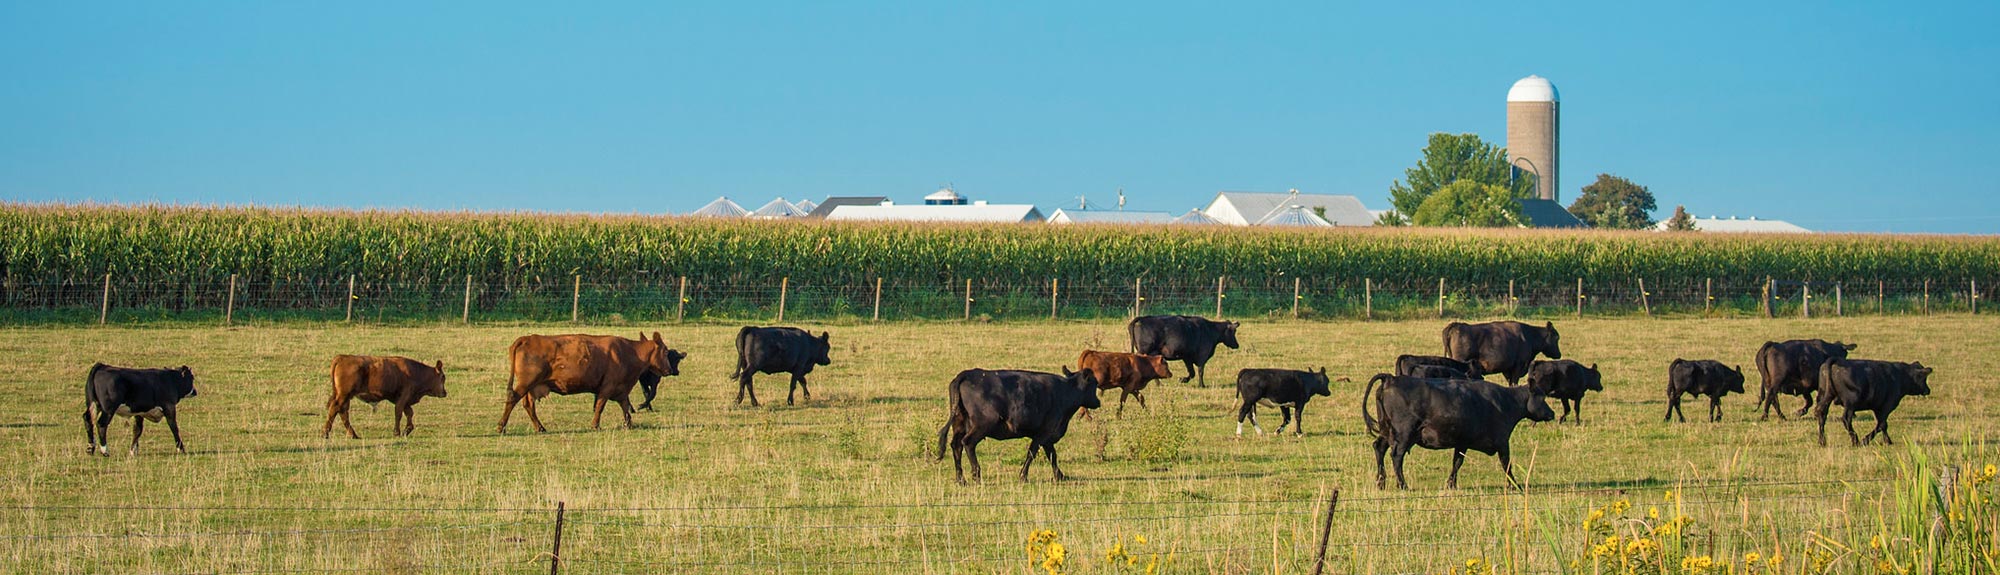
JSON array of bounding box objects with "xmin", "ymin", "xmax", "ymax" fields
[
  {"xmin": 1923, "ymin": 279, "xmax": 1931, "ymax": 315},
  {"xmin": 1802, "ymin": 283, "xmax": 1812, "ymax": 319},
  {"xmin": 548, "ymin": 501, "xmax": 566, "ymax": 575},
  {"xmin": 1878, "ymin": 280, "xmax": 1885, "ymax": 315},
  {"xmin": 963, "ymin": 278, "xmax": 973, "ymax": 321},
  {"xmin": 1638, "ymin": 278, "xmax": 1652, "ymax": 317},
  {"xmin": 571, "ymin": 275, "xmax": 581, "ymax": 323},
  {"xmin": 226, "ymin": 274, "xmax": 238, "ymax": 326},
  {"xmin": 345, "ymin": 274, "xmax": 356, "ymax": 322},
  {"xmin": 1215, "ymin": 276, "xmax": 1225, "ymax": 319},
  {"xmin": 1507, "ymin": 279, "xmax": 1515, "ymax": 316},
  {"xmin": 872, "ymin": 277, "xmax": 882, "ymax": 322},
  {"xmin": 1051, "ymin": 278, "xmax": 1060, "ymax": 320},
  {"xmin": 1310, "ymin": 487, "xmax": 1341, "ymax": 575},
  {"xmin": 99, "ymin": 272, "xmax": 112, "ymax": 325},
  {"xmin": 1704, "ymin": 278, "xmax": 1712, "ymax": 314},
  {"xmin": 1762, "ymin": 277, "xmax": 1773, "ymax": 318},
  {"xmin": 676, "ymin": 276, "xmax": 688, "ymax": 323},
  {"xmin": 1835, "ymin": 283, "xmax": 1843, "ymax": 317},
  {"xmin": 1132, "ymin": 278, "xmax": 1142, "ymax": 317},
  {"xmin": 1436, "ymin": 277, "xmax": 1446, "ymax": 319},
  {"xmin": 1973, "ymin": 279, "xmax": 1980, "ymax": 315},
  {"xmin": 1363, "ymin": 278, "xmax": 1372, "ymax": 320},
  {"xmin": 1291, "ymin": 277, "xmax": 1301, "ymax": 319},
  {"xmin": 1575, "ymin": 277, "xmax": 1584, "ymax": 318},
  {"xmin": 460, "ymin": 275, "xmax": 471, "ymax": 324},
  {"xmin": 777, "ymin": 277, "xmax": 788, "ymax": 322}
]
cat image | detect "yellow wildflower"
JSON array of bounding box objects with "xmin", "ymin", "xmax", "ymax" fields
[
  {"xmin": 1743, "ymin": 552, "xmax": 1761, "ymax": 564},
  {"xmin": 1649, "ymin": 506, "xmax": 1661, "ymax": 520}
]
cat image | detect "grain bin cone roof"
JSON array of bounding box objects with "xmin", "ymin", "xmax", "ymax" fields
[
  {"xmin": 751, "ymin": 197, "xmax": 805, "ymax": 218},
  {"xmin": 1254, "ymin": 205, "xmax": 1333, "ymax": 227},
  {"xmin": 1507, "ymin": 75, "xmax": 1558, "ymax": 102},
  {"xmin": 691, "ymin": 196, "xmax": 750, "ymax": 218},
  {"xmin": 1170, "ymin": 209, "xmax": 1221, "ymax": 225}
]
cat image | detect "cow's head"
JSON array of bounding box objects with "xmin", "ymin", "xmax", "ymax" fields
[
  {"xmin": 1062, "ymin": 366, "xmax": 1103, "ymax": 410},
  {"xmin": 1581, "ymin": 363, "xmax": 1603, "ymax": 392},
  {"xmin": 636, "ymin": 332, "xmax": 685, "ymax": 377},
  {"xmin": 1144, "ymin": 354, "xmax": 1172, "ymax": 379},
  {"xmin": 421, "ymin": 361, "xmax": 448, "ymax": 398},
  {"xmin": 175, "ymin": 366, "xmax": 197, "ymax": 399},
  {"xmin": 1219, "ymin": 321, "xmax": 1241, "ymax": 349},
  {"xmin": 1904, "ymin": 362, "xmax": 1933, "ymax": 396},
  {"xmin": 812, "ymin": 331, "xmax": 833, "ymax": 366},
  {"xmin": 1305, "ymin": 367, "xmax": 1333, "ymax": 397},
  {"xmin": 1539, "ymin": 321, "xmax": 1562, "ymax": 359},
  {"xmin": 1725, "ymin": 365, "xmax": 1747, "ymax": 394},
  {"xmin": 1522, "ymin": 387, "xmax": 1556, "ymax": 422}
]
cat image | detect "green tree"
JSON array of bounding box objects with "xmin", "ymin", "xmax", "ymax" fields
[
  {"xmin": 1410, "ymin": 180, "xmax": 1528, "ymax": 227},
  {"xmin": 1663, "ymin": 205, "xmax": 1697, "ymax": 231},
  {"xmin": 1568, "ymin": 174, "xmax": 1658, "ymax": 229},
  {"xmin": 1384, "ymin": 133, "xmax": 1535, "ymax": 225}
]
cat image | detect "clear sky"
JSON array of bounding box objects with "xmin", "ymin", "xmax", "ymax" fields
[{"xmin": 3, "ymin": 2, "xmax": 1996, "ymax": 233}]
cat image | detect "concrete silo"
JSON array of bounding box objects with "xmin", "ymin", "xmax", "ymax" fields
[{"xmin": 1506, "ymin": 75, "xmax": 1559, "ymax": 202}]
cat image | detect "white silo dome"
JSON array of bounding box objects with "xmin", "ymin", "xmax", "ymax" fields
[{"xmin": 1507, "ymin": 75, "xmax": 1559, "ymax": 103}]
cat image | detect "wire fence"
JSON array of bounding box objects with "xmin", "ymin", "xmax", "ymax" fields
[
  {"xmin": 1, "ymin": 274, "xmax": 1991, "ymax": 325},
  {"xmin": 0, "ymin": 477, "xmax": 1921, "ymax": 574}
]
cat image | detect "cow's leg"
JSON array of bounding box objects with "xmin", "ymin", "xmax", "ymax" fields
[
  {"xmin": 322, "ymin": 394, "xmax": 342, "ymax": 439},
  {"xmin": 1019, "ymin": 442, "xmax": 1039, "ymax": 482},
  {"xmin": 949, "ymin": 428, "xmax": 966, "ymax": 484},
  {"xmin": 590, "ymin": 394, "xmax": 609, "ymax": 430},
  {"xmin": 1179, "ymin": 359, "xmax": 1196, "ymax": 384},
  {"xmin": 1795, "ymin": 391, "xmax": 1814, "ymax": 418},
  {"xmin": 392, "ymin": 401, "xmax": 406, "ymax": 437},
  {"xmin": 1557, "ymin": 398, "xmax": 1571, "ymax": 424},
  {"xmin": 1447, "ymin": 449, "xmax": 1466, "ymax": 489},
  {"xmin": 786, "ymin": 373, "xmax": 801, "ymax": 406},
  {"xmin": 1574, "ymin": 398, "xmax": 1583, "ymax": 425},
  {"xmin": 1373, "ymin": 436, "xmax": 1390, "ymax": 489},
  {"xmin": 1275, "ymin": 406, "xmax": 1293, "ymax": 435},
  {"xmin": 795, "ymin": 373, "xmax": 812, "ymax": 403},
  {"xmin": 1864, "ymin": 411, "xmax": 1891, "ymax": 445},
  {"xmin": 522, "ymin": 391, "xmax": 548, "ymax": 433},
  {"xmin": 740, "ymin": 373, "xmax": 761, "ymax": 407},
  {"xmin": 402, "ymin": 405, "xmax": 417, "ymax": 436},
  {"xmin": 964, "ymin": 435, "xmax": 985, "ymax": 482},
  {"xmin": 1390, "ymin": 439, "xmax": 1412, "ymax": 490},
  {"xmin": 1840, "ymin": 406, "xmax": 1862, "ymax": 446},
  {"xmin": 1134, "ymin": 391, "xmax": 1147, "ymax": 410},
  {"xmin": 1757, "ymin": 387, "xmax": 1773, "ymax": 421},
  {"xmin": 164, "ymin": 408, "xmax": 186, "ymax": 454},
  {"xmin": 615, "ymin": 396, "xmax": 636, "ymax": 429},
  {"xmin": 1294, "ymin": 406, "xmax": 1307, "ymax": 437},
  {"xmin": 1045, "ymin": 443, "xmax": 1068, "ymax": 481},
  {"xmin": 1196, "ymin": 362, "xmax": 1208, "ymax": 388},
  {"xmin": 128, "ymin": 417, "xmax": 144, "ymax": 456},
  {"xmin": 1664, "ymin": 392, "xmax": 1678, "ymax": 423},
  {"xmin": 1709, "ymin": 396, "xmax": 1723, "ymax": 422},
  {"xmin": 1498, "ymin": 448, "xmax": 1517, "ymax": 487},
  {"xmin": 1116, "ymin": 389, "xmax": 1131, "ymax": 417},
  {"xmin": 94, "ymin": 408, "xmax": 115, "ymax": 456},
  {"xmin": 497, "ymin": 389, "xmax": 522, "ymax": 434},
  {"xmin": 83, "ymin": 405, "xmax": 98, "ymax": 454},
  {"xmin": 1235, "ymin": 398, "xmax": 1256, "ymax": 436}
]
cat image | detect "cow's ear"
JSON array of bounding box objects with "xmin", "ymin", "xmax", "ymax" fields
[
  {"xmin": 434, "ymin": 360, "xmax": 444, "ymax": 373},
  {"xmin": 819, "ymin": 331, "xmax": 830, "ymax": 342},
  {"xmin": 179, "ymin": 366, "xmax": 192, "ymax": 378},
  {"xmin": 1544, "ymin": 321, "xmax": 1555, "ymax": 331},
  {"xmin": 1062, "ymin": 366, "xmax": 1075, "ymax": 377},
  {"xmin": 1843, "ymin": 342, "xmax": 1858, "ymax": 350},
  {"xmin": 652, "ymin": 331, "xmax": 663, "ymax": 343},
  {"xmin": 1590, "ymin": 363, "xmax": 1598, "ymax": 371}
]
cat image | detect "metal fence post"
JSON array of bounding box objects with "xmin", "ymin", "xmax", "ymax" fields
[
  {"xmin": 777, "ymin": 277, "xmax": 788, "ymax": 323},
  {"xmin": 345, "ymin": 274, "xmax": 356, "ymax": 322},
  {"xmin": 548, "ymin": 501, "xmax": 566, "ymax": 575},
  {"xmin": 1311, "ymin": 488, "xmax": 1341, "ymax": 575},
  {"xmin": 226, "ymin": 274, "xmax": 237, "ymax": 326},
  {"xmin": 99, "ymin": 272, "xmax": 111, "ymax": 325}
]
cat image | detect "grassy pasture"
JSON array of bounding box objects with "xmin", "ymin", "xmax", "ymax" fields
[{"xmin": 0, "ymin": 316, "xmax": 1994, "ymax": 574}]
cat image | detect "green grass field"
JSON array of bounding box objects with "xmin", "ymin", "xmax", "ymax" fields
[{"xmin": 2, "ymin": 316, "xmax": 1995, "ymax": 574}]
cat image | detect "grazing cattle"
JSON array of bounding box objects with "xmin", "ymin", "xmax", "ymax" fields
[
  {"xmin": 1664, "ymin": 359, "xmax": 1745, "ymax": 423},
  {"xmin": 1754, "ymin": 340, "xmax": 1856, "ymax": 420},
  {"xmin": 322, "ymin": 355, "xmax": 448, "ymax": 439},
  {"xmin": 1442, "ymin": 321, "xmax": 1562, "ymax": 384},
  {"xmin": 1394, "ymin": 355, "xmax": 1480, "ymax": 379},
  {"xmin": 82, "ymin": 364, "xmax": 198, "ymax": 456},
  {"xmin": 636, "ymin": 371, "xmax": 662, "ymax": 412},
  {"xmin": 733, "ymin": 326, "xmax": 832, "ymax": 406},
  {"xmin": 1526, "ymin": 360, "xmax": 1602, "ymax": 425},
  {"xmin": 935, "ymin": 367, "xmax": 1101, "ymax": 483},
  {"xmin": 1233, "ymin": 368, "xmax": 1336, "ymax": 436},
  {"xmin": 1128, "ymin": 315, "xmax": 1240, "ymax": 387},
  {"xmin": 1363, "ymin": 374, "xmax": 1555, "ymax": 489},
  {"xmin": 497, "ymin": 332, "xmax": 685, "ymax": 433},
  {"xmin": 1076, "ymin": 350, "xmax": 1172, "ymax": 416},
  {"xmin": 1815, "ymin": 359, "xmax": 1932, "ymax": 447}
]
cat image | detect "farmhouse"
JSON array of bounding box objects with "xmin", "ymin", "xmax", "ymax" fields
[
  {"xmin": 1654, "ymin": 215, "xmax": 1812, "ymax": 233},
  {"xmin": 1047, "ymin": 209, "xmax": 1172, "ymax": 225},
  {"xmin": 1201, "ymin": 190, "xmax": 1373, "ymax": 226}
]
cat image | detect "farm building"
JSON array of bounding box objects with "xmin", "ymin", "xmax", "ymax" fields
[
  {"xmin": 1255, "ymin": 205, "xmax": 1334, "ymax": 227},
  {"xmin": 1047, "ymin": 209, "xmax": 1172, "ymax": 225},
  {"xmin": 690, "ymin": 197, "xmax": 749, "ymax": 218},
  {"xmin": 825, "ymin": 202, "xmax": 1044, "ymax": 223},
  {"xmin": 805, "ymin": 196, "xmax": 889, "ymax": 218},
  {"xmin": 1517, "ymin": 199, "xmax": 1587, "ymax": 228},
  {"xmin": 1170, "ymin": 209, "xmax": 1222, "ymax": 225},
  {"xmin": 750, "ymin": 198, "xmax": 806, "ymax": 218},
  {"xmin": 1201, "ymin": 190, "xmax": 1373, "ymax": 226},
  {"xmin": 1654, "ymin": 215, "xmax": 1812, "ymax": 233}
]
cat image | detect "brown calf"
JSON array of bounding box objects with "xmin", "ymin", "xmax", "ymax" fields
[
  {"xmin": 498, "ymin": 332, "xmax": 685, "ymax": 433},
  {"xmin": 1076, "ymin": 350, "xmax": 1172, "ymax": 416},
  {"xmin": 324, "ymin": 355, "xmax": 447, "ymax": 439}
]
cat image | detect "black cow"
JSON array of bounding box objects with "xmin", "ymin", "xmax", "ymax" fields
[
  {"xmin": 1526, "ymin": 360, "xmax": 1602, "ymax": 425},
  {"xmin": 82, "ymin": 364, "xmax": 198, "ymax": 456},
  {"xmin": 733, "ymin": 326, "xmax": 832, "ymax": 406},
  {"xmin": 1233, "ymin": 368, "xmax": 1337, "ymax": 436},
  {"xmin": 934, "ymin": 367, "xmax": 1101, "ymax": 483},
  {"xmin": 1815, "ymin": 359, "xmax": 1932, "ymax": 447},
  {"xmin": 1363, "ymin": 374, "xmax": 1555, "ymax": 489},
  {"xmin": 1128, "ymin": 315, "xmax": 1240, "ymax": 387},
  {"xmin": 1442, "ymin": 321, "xmax": 1562, "ymax": 384},
  {"xmin": 1754, "ymin": 340, "xmax": 1856, "ymax": 420},
  {"xmin": 1395, "ymin": 355, "xmax": 1480, "ymax": 379},
  {"xmin": 1664, "ymin": 359, "xmax": 1745, "ymax": 423}
]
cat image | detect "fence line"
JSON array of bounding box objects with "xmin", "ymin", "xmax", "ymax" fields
[{"xmin": 4, "ymin": 274, "xmax": 1993, "ymax": 325}]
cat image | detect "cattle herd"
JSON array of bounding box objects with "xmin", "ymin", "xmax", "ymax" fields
[{"xmin": 78, "ymin": 316, "xmax": 1936, "ymax": 489}]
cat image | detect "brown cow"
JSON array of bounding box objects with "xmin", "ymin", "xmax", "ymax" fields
[
  {"xmin": 497, "ymin": 332, "xmax": 685, "ymax": 433},
  {"xmin": 1076, "ymin": 350, "xmax": 1171, "ymax": 416},
  {"xmin": 323, "ymin": 355, "xmax": 448, "ymax": 439}
]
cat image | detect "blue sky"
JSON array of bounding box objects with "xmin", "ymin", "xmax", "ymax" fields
[{"xmin": 3, "ymin": 2, "xmax": 1996, "ymax": 233}]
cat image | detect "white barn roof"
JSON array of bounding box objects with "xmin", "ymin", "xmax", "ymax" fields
[
  {"xmin": 690, "ymin": 197, "xmax": 749, "ymax": 218},
  {"xmin": 825, "ymin": 203, "xmax": 1045, "ymax": 223},
  {"xmin": 1202, "ymin": 190, "xmax": 1373, "ymax": 226},
  {"xmin": 1048, "ymin": 209, "xmax": 1172, "ymax": 224},
  {"xmin": 1655, "ymin": 216, "xmax": 1812, "ymax": 233}
]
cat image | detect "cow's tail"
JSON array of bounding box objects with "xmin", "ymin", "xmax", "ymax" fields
[
  {"xmin": 731, "ymin": 326, "xmax": 755, "ymax": 380},
  {"xmin": 1441, "ymin": 323, "xmax": 1461, "ymax": 358},
  {"xmin": 1361, "ymin": 373, "xmax": 1390, "ymax": 438},
  {"xmin": 935, "ymin": 370, "xmax": 972, "ymax": 461},
  {"xmin": 505, "ymin": 339, "xmax": 527, "ymax": 395},
  {"xmin": 1125, "ymin": 317, "xmax": 1141, "ymax": 353},
  {"xmin": 83, "ymin": 362, "xmax": 106, "ymax": 411}
]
